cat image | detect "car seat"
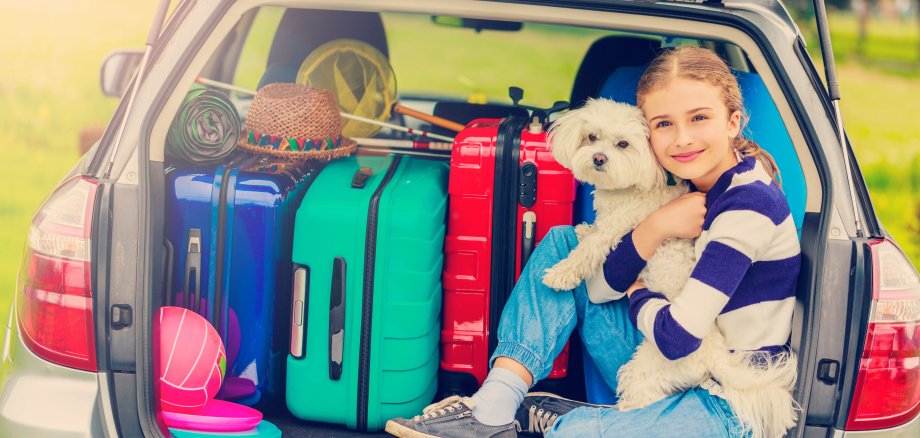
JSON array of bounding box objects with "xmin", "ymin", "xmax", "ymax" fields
[
  {"xmin": 257, "ymin": 9, "xmax": 388, "ymax": 89},
  {"xmin": 578, "ymin": 65, "xmax": 808, "ymax": 405},
  {"xmin": 569, "ymin": 35, "xmax": 662, "ymax": 109}
]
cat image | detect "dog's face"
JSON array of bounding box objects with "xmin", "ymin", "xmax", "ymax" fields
[{"xmin": 548, "ymin": 99, "xmax": 666, "ymax": 191}]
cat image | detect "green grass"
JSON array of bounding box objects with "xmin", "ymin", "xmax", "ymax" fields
[
  {"xmin": 805, "ymin": 13, "xmax": 920, "ymax": 77},
  {"xmin": 0, "ymin": 1, "xmax": 156, "ymax": 322},
  {"xmin": 1, "ymin": 3, "xmax": 918, "ymax": 324},
  {"xmin": 834, "ymin": 63, "xmax": 920, "ymax": 263}
]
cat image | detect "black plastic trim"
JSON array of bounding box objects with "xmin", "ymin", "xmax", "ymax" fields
[
  {"xmin": 92, "ymin": 182, "xmax": 112, "ymax": 372},
  {"xmin": 488, "ymin": 116, "xmax": 527, "ymax": 357},
  {"xmin": 834, "ymin": 240, "xmax": 874, "ymax": 429},
  {"xmin": 357, "ymin": 155, "xmax": 402, "ymax": 431},
  {"xmin": 112, "ymin": 371, "xmax": 144, "ymax": 437},
  {"xmin": 139, "ymin": 160, "xmax": 170, "ymax": 437}
]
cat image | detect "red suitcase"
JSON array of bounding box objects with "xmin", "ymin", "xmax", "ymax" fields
[{"xmin": 441, "ymin": 115, "xmax": 576, "ymax": 394}]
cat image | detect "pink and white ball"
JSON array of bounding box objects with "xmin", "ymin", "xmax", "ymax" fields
[{"xmin": 158, "ymin": 306, "xmax": 226, "ymax": 412}]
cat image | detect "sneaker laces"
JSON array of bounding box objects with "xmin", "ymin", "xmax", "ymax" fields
[
  {"xmin": 527, "ymin": 405, "xmax": 559, "ymax": 434},
  {"xmin": 413, "ymin": 395, "xmax": 474, "ymax": 421}
]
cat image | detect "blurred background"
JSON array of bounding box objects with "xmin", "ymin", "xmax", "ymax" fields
[{"xmin": 1, "ymin": 0, "xmax": 918, "ymax": 321}]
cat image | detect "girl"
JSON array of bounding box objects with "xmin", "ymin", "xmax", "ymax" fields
[{"xmin": 386, "ymin": 46, "xmax": 800, "ymax": 438}]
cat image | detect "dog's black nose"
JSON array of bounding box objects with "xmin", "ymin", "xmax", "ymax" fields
[{"xmin": 593, "ymin": 153, "xmax": 607, "ymax": 167}]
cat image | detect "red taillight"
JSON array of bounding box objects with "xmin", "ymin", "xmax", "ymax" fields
[
  {"xmin": 16, "ymin": 176, "xmax": 99, "ymax": 372},
  {"xmin": 846, "ymin": 238, "xmax": 920, "ymax": 430}
]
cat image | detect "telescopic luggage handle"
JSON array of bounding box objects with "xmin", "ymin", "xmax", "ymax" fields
[
  {"xmin": 329, "ymin": 257, "xmax": 347, "ymax": 381},
  {"xmin": 521, "ymin": 212, "xmax": 537, "ymax": 267},
  {"xmin": 291, "ymin": 265, "xmax": 309, "ymax": 358},
  {"xmin": 183, "ymin": 228, "xmax": 202, "ymax": 312}
]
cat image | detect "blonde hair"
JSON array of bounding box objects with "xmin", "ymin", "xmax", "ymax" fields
[{"xmin": 636, "ymin": 46, "xmax": 781, "ymax": 186}]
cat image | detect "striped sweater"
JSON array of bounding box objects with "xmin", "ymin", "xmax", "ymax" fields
[{"xmin": 603, "ymin": 157, "xmax": 801, "ymax": 360}]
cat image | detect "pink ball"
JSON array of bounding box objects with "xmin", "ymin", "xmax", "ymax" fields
[{"xmin": 158, "ymin": 306, "xmax": 226, "ymax": 412}]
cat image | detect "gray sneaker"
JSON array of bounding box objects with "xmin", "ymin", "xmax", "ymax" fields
[
  {"xmin": 515, "ymin": 392, "xmax": 607, "ymax": 435},
  {"xmin": 385, "ymin": 395, "xmax": 519, "ymax": 438}
]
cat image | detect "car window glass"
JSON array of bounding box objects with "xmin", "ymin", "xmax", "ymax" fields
[
  {"xmin": 233, "ymin": 7, "xmax": 284, "ymax": 90},
  {"xmin": 383, "ymin": 14, "xmax": 609, "ymax": 107}
]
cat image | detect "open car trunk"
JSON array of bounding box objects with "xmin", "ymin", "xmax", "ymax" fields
[{"xmin": 134, "ymin": 2, "xmax": 842, "ymax": 436}]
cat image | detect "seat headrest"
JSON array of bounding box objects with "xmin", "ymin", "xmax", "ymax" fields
[
  {"xmin": 569, "ymin": 36, "xmax": 661, "ymax": 108},
  {"xmin": 258, "ymin": 9, "xmax": 388, "ymax": 89}
]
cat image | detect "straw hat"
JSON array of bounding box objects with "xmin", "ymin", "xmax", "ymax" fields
[{"xmin": 238, "ymin": 83, "xmax": 356, "ymax": 160}]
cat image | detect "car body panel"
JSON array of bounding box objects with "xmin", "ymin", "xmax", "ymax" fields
[{"xmin": 0, "ymin": 317, "xmax": 107, "ymax": 437}]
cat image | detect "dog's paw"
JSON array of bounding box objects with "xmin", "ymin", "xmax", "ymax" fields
[
  {"xmin": 574, "ymin": 223, "xmax": 593, "ymax": 241},
  {"xmin": 542, "ymin": 263, "xmax": 582, "ymax": 291},
  {"xmin": 615, "ymin": 382, "xmax": 662, "ymax": 411}
]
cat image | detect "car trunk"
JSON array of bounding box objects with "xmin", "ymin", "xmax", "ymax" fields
[{"xmin": 121, "ymin": 2, "xmax": 854, "ymax": 437}]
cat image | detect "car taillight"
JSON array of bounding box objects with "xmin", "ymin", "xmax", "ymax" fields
[
  {"xmin": 846, "ymin": 238, "xmax": 920, "ymax": 430},
  {"xmin": 16, "ymin": 176, "xmax": 100, "ymax": 372}
]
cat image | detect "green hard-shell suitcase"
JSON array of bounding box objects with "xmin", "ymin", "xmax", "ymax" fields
[{"xmin": 286, "ymin": 154, "xmax": 448, "ymax": 431}]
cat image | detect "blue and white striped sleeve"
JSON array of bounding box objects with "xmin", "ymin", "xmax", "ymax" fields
[
  {"xmin": 601, "ymin": 230, "xmax": 648, "ymax": 293},
  {"xmin": 628, "ymin": 193, "xmax": 783, "ymax": 359}
]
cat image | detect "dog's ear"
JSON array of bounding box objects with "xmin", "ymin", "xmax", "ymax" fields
[{"xmin": 547, "ymin": 109, "xmax": 585, "ymax": 169}]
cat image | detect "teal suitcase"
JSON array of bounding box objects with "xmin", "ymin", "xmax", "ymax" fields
[{"xmin": 286, "ymin": 154, "xmax": 448, "ymax": 431}]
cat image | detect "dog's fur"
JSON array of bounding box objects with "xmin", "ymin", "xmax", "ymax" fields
[{"xmin": 543, "ymin": 99, "xmax": 798, "ymax": 438}]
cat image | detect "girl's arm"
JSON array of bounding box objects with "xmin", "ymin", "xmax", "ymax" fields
[
  {"xmin": 626, "ymin": 189, "xmax": 788, "ymax": 360},
  {"xmin": 602, "ymin": 193, "xmax": 707, "ymax": 294}
]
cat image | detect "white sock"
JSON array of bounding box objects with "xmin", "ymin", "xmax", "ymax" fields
[{"xmin": 469, "ymin": 367, "xmax": 529, "ymax": 426}]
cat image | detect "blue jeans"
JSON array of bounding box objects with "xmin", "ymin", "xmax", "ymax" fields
[{"xmin": 490, "ymin": 226, "xmax": 744, "ymax": 438}]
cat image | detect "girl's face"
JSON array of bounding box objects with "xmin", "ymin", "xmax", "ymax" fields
[{"xmin": 641, "ymin": 77, "xmax": 742, "ymax": 192}]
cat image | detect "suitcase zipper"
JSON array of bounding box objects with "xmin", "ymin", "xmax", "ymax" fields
[
  {"xmin": 357, "ymin": 155, "xmax": 403, "ymax": 431},
  {"xmin": 488, "ymin": 116, "xmax": 527, "ymax": 356}
]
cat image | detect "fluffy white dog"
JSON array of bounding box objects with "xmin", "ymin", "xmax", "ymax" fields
[{"xmin": 542, "ymin": 98, "xmax": 798, "ymax": 438}]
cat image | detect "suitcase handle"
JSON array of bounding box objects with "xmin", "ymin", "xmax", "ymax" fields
[
  {"xmin": 183, "ymin": 229, "xmax": 202, "ymax": 312},
  {"xmin": 329, "ymin": 257, "xmax": 346, "ymax": 380},
  {"xmin": 290, "ymin": 265, "xmax": 309, "ymax": 358},
  {"xmin": 352, "ymin": 167, "xmax": 372, "ymax": 189},
  {"xmin": 521, "ymin": 212, "xmax": 537, "ymax": 267}
]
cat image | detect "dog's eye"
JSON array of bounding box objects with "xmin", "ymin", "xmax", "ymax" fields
[
  {"xmin": 587, "ymin": 133, "xmax": 598, "ymax": 143},
  {"xmin": 617, "ymin": 141, "xmax": 629, "ymax": 148}
]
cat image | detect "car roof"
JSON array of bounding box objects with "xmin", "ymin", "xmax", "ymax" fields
[
  {"xmin": 541, "ymin": 0, "xmax": 798, "ymax": 33},
  {"xmin": 200, "ymin": 0, "xmax": 798, "ymax": 36}
]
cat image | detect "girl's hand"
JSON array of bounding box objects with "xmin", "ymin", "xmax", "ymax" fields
[
  {"xmin": 625, "ymin": 279, "xmax": 646, "ymax": 298},
  {"xmin": 632, "ymin": 192, "xmax": 707, "ymax": 259}
]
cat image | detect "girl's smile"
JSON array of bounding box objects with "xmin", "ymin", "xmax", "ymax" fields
[
  {"xmin": 670, "ymin": 149, "xmax": 704, "ymax": 163},
  {"xmin": 641, "ymin": 78, "xmax": 742, "ymax": 191}
]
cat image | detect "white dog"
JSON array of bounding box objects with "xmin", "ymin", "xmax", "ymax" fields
[{"xmin": 542, "ymin": 99, "xmax": 798, "ymax": 438}]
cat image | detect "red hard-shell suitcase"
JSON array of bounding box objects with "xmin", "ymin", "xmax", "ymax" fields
[{"xmin": 440, "ymin": 115, "xmax": 576, "ymax": 394}]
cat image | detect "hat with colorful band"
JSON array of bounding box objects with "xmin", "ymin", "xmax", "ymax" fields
[{"xmin": 238, "ymin": 83, "xmax": 356, "ymax": 160}]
